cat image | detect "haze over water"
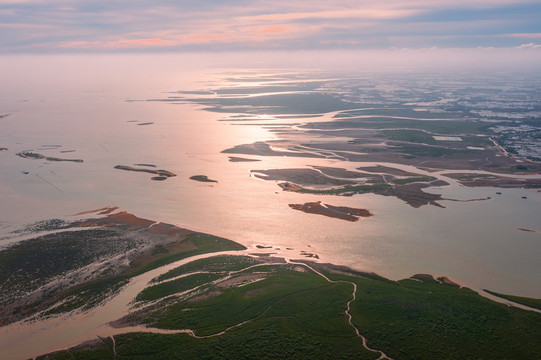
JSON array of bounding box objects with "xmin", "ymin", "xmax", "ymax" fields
[{"xmin": 1, "ymin": 53, "xmax": 540, "ymax": 299}]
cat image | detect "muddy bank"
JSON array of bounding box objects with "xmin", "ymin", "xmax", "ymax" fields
[
  {"xmin": 289, "ymin": 201, "xmax": 372, "ymax": 222},
  {"xmin": 16, "ymin": 151, "xmax": 83, "ymax": 163},
  {"xmin": 114, "ymin": 165, "xmax": 176, "ymax": 179}
]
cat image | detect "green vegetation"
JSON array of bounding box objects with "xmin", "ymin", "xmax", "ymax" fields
[
  {"xmin": 297, "ymin": 183, "xmax": 391, "ymax": 195},
  {"xmin": 136, "ymin": 273, "xmax": 223, "ymax": 302},
  {"xmin": 304, "ymin": 118, "xmax": 493, "ymax": 135},
  {"xmin": 485, "ymin": 290, "xmax": 541, "ymax": 311},
  {"xmin": 391, "ymin": 176, "xmax": 437, "ymax": 185},
  {"xmin": 325, "ymin": 272, "xmax": 541, "ymax": 360},
  {"xmin": 61, "ymin": 234, "xmax": 246, "ymax": 311},
  {"xmin": 393, "ymin": 144, "xmax": 472, "ymax": 158},
  {"xmin": 129, "ymin": 233, "xmax": 246, "ymax": 277},
  {"xmin": 0, "ymin": 229, "xmax": 246, "ymax": 324},
  {"xmin": 447, "ymin": 173, "xmax": 491, "ymax": 180},
  {"xmin": 42, "ymin": 263, "xmax": 380, "ymax": 360},
  {"xmin": 156, "ymin": 255, "xmax": 259, "ymax": 282},
  {"xmin": 40, "ymin": 257, "xmax": 541, "ymax": 360},
  {"xmin": 152, "ymin": 267, "xmax": 344, "ymax": 335},
  {"xmin": 383, "ymin": 129, "xmax": 438, "ymax": 145}
]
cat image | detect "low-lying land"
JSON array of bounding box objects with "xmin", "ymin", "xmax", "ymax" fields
[
  {"xmin": 114, "ymin": 165, "xmax": 176, "ymax": 180},
  {"xmin": 2, "ymin": 210, "xmax": 541, "ymax": 359},
  {"xmin": 16, "ymin": 151, "xmax": 84, "ymax": 163},
  {"xmin": 289, "ymin": 201, "xmax": 373, "ymax": 221},
  {"xmin": 443, "ymin": 172, "xmax": 541, "ymax": 188},
  {"xmin": 189, "ymin": 175, "xmax": 218, "ymax": 183},
  {"xmin": 484, "ymin": 290, "xmax": 541, "ymax": 311},
  {"xmin": 228, "ymin": 156, "xmax": 261, "ymax": 162},
  {"xmin": 254, "ymin": 167, "xmax": 453, "ymax": 208},
  {"xmin": 0, "ymin": 207, "xmax": 244, "ymax": 326},
  {"xmin": 35, "ymin": 253, "xmax": 541, "ymax": 360}
]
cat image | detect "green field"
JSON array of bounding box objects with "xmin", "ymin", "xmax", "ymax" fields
[
  {"xmin": 391, "ymin": 176, "xmax": 437, "ymax": 185},
  {"xmin": 39, "ymin": 256, "xmax": 541, "ymax": 360}
]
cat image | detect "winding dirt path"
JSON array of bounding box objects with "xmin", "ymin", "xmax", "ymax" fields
[
  {"xmin": 108, "ymin": 258, "xmax": 394, "ymax": 359},
  {"xmin": 287, "ymin": 260, "xmax": 394, "ymax": 360}
]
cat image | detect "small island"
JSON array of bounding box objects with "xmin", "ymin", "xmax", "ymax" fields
[
  {"xmin": 16, "ymin": 151, "xmax": 83, "ymax": 163},
  {"xmin": 114, "ymin": 165, "xmax": 176, "ymax": 180},
  {"xmin": 189, "ymin": 175, "xmax": 218, "ymax": 183},
  {"xmin": 289, "ymin": 201, "xmax": 373, "ymax": 222},
  {"xmin": 228, "ymin": 156, "xmax": 261, "ymax": 162}
]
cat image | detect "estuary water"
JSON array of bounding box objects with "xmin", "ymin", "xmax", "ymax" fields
[{"xmin": 1, "ymin": 53, "xmax": 540, "ymax": 305}]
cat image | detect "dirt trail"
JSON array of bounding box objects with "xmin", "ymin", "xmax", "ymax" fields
[{"xmin": 287, "ymin": 259, "xmax": 394, "ymax": 360}]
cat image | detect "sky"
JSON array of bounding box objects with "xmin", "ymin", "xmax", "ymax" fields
[{"xmin": 1, "ymin": 0, "xmax": 540, "ymax": 53}]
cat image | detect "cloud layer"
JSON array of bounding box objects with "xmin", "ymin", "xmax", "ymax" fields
[{"xmin": 0, "ymin": 0, "xmax": 540, "ymax": 52}]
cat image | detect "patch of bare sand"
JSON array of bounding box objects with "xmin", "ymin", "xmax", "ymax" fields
[{"xmin": 216, "ymin": 274, "xmax": 267, "ymax": 288}]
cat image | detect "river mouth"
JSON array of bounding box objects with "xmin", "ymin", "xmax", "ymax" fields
[{"xmin": 1, "ymin": 55, "xmax": 541, "ymax": 359}]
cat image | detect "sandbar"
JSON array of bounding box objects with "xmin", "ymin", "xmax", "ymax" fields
[
  {"xmin": 114, "ymin": 165, "xmax": 176, "ymax": 179},
  {"xmin": 228, "ymin": 156, "xmax": 261, "ymax": 162},
  {"xmin": 190, "ymin": 175, "xmax": 218, "ymax": 183},
  {"xmin": 517, "ymin": 228, "xmax": 536, "ymax": 233},
  {"xmin": 16, "ymin": 151, "xmax": 83, "ymax": 163}
]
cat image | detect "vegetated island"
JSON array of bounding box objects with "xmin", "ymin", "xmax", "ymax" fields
[
  {"xmin": 251, "ymin": 167, "xmax": 495, "ymax": 209},
  {"xmin": 16, "ymin": 151, "xmax": 83, "ymax": 163},
  {"xmin": 114, "ymin": 165, "xmax": 176, "ymax": 181},
  {"xmin": 443, "ymin": 173, "xmax": 541, "ymax": 188},
  {"xmin": 0, "ymin": 147, "xmax": 7, "ymax": 151},
  {"xmin": 252, "ymin": 167, "xmax": 453, "ymax": 208},
  {"xmin": 137, "ymin": 122, "xmax": 154, "ymax": 126},
  {"xmin": 2, "ymin": 209, "xmax": 541, "ymax": 360},
  {"xmin": 189, "ymin": 175, "xmax": 218, "ymax": 183},
  {"xmin": 289, "ymin": 201, "xmax": 373, "ymax": 222}
]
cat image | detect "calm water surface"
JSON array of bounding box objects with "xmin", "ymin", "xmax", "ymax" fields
[{"xmin": 1, "ymin": 54, "xmax": 540, "ymax": 302}]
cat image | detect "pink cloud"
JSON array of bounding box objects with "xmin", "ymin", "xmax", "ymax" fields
[
  {"xmin": 320, "ymin": 39, "xmax": 363, "ymax": 45},
  {"xmin": 243, "ymin": 8, "xmax": 421, "ymax": 22},
  {"xmin": 249, "ymin": 25, "xmax": 287, "ymax": 34},
  {"xmin": 53, "ymin": 37, "xmax": 173, "ymax": 49},
  {"xmin": 187, "ymin": 34, "xmax": 229, "ymax": 42},
  {"xmin": 505, "ymin": 33, "xmax": 541, "ymax": 39}
]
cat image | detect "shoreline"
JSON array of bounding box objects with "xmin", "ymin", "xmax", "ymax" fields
[{"xmin": 1, "ymin": 208, "xmax": 541, "ymax": 359}]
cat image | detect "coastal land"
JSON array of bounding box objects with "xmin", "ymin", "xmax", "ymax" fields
[
  {"xmin": 1, "ymin": 72, "xmax": 541, "ymax": 359},
  {"xmin": 114, "ymin": 165, "xmax": 177, "ymax": 181},
  {"xmin": 0, "ymin": 208, "xmax": 540, "ymax": 359},
  {"xmin": 16, "ymin": 151, "xmax": 83, "ymax": 163},
  {"xmin": 189, "ymin": 175, "xmax": 218, "ymax": 183},
  {"xmin": 156, "ymin": 73, "xmax": 541, "ymax": 221},
  {"xmin": 289, "ymin": 201, "xmax": 373, "ymax": 221}
]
